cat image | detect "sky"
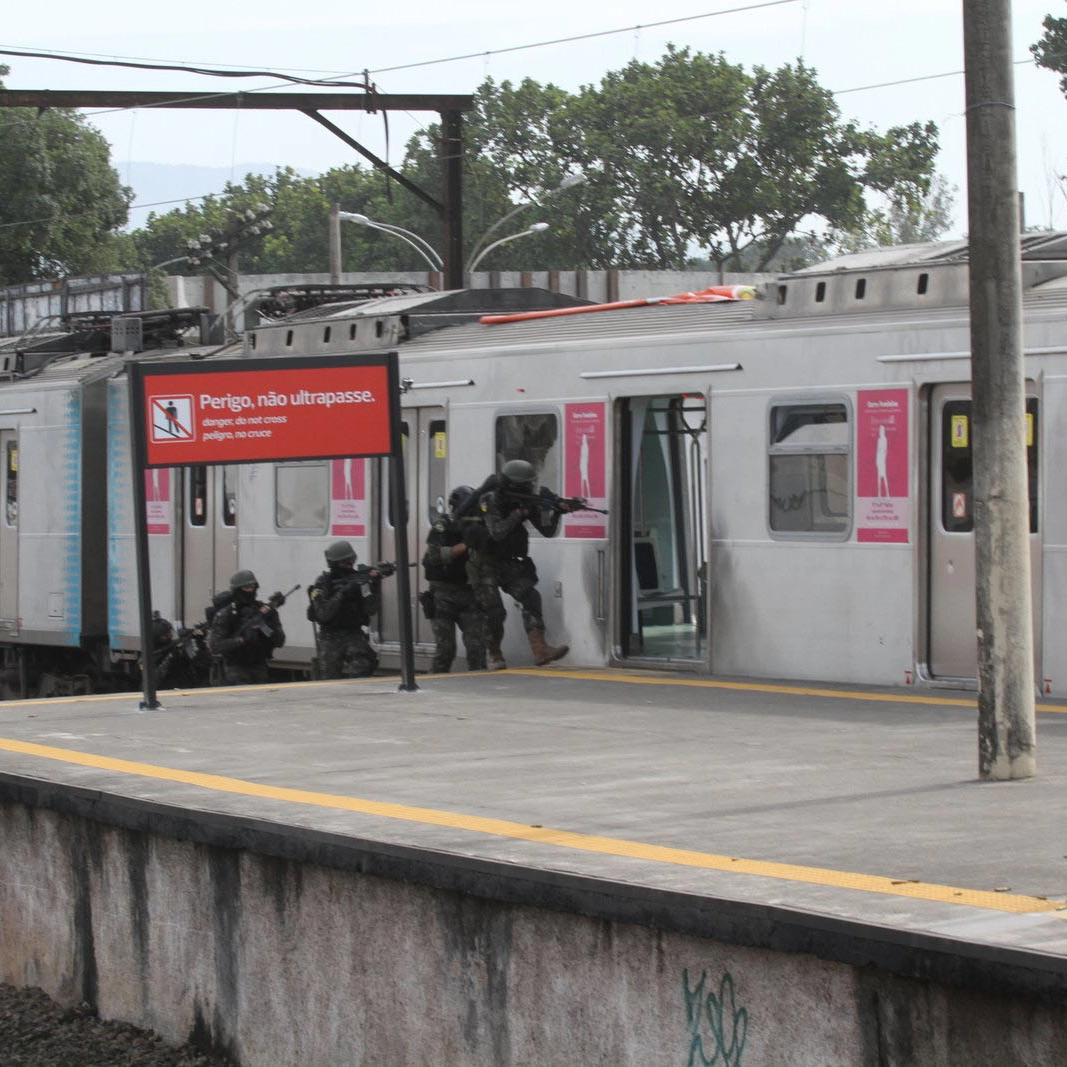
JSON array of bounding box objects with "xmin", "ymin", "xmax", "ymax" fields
[{"xmin": 4, "ymin": 0, "xmax": 1067, "ymax": 239}]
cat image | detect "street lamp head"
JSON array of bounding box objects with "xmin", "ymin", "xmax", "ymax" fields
[
  {"xmin": 335, "ymin": 210, "xmax": 443, "ymax": 271},
  {"xmin": 465, "ymin": 222, "xmax": 550, "ymax": 275}
]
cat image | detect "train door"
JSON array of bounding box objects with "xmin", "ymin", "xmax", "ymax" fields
[
  {"xmin": 927, "ymin": 384, "xmax": 1041, "ymax": 680},
  {"xmin": 0, "ymin": 432, "xmax": 17, "ymax": 630},
  {"xmin": 376, "ymin": 406, "xmax": 446, "ymax": 648},
  {"xmin": 180, "ymin": 464, "xmax": 238, "ymax": 625},
  {"xmin": 617, "ymin": 394, "xmax": 708, "ymax": 663}
]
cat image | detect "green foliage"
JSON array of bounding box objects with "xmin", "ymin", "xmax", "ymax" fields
[
  {"xmin": 25, "ymin": 48, "xmax": 946, "ymax": 281},
  {"xmin": 0, "ymin": 65, "xmax": 132, "ymax": 285},
  {"xmin": 1031, "ymin": 14, "xmax": 1067, "ymax": 96},
  {"xmin": 399, "ymin": 50, "xmax": 945, "ymax": 273}
]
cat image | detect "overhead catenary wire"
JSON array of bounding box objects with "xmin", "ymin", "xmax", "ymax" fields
[{"xmin": 0, "ymin": 5, "xmax": 1050, "ymax": 235}]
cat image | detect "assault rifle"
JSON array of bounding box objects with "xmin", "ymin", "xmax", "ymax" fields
[
  {"xmin": 506, "ymin": 487, "xmax": 609, "ymax": 515},
  {"xmin": 452, "ymin": 477, "xmax": 608, "ymax": 518},
  {"xmin": 240, "ymin": 583, "xmax": 300, "ymax": 641},
  {"xmin": 337, "ymin": 562, "xmax": 398, "ymax": 595}
]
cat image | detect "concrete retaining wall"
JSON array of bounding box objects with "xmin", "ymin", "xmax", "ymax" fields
[{"xmin": 1, "ymin": 780, "xmax": 1065, "ymax": 1065}]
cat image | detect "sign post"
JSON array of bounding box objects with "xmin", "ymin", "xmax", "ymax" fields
[{"xmin": 128, "ymin": 352, "xmax": 416, "ymax": 708}]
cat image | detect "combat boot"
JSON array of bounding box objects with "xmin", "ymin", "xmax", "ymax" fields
[
  {"xmin": 528, "ymin": 629, "xmax": 568, "ymax": 666},
  {"xmin": 486, "ymin": 638, "xmax": 507, "ymax": 671}
]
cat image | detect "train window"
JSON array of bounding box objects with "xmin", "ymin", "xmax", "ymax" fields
[
  {"xmin": 777, "ymin": 285, "xmax": 788, "ymax": 306},
  {"xmin": 768, "ymin": 402, "xmax": 850, "ymax": 537},
  {"xmin": 188, "ymin": 465, "xmax": 208, "ymax": 527},
  {"xmin": 917, "ymin": 273, "xmax": 930, "ymax": 295},
  {"xmin": 941, "ymin": 400, "xmax": 972, "ymax": 532},
  {"xmin": 942, "ymin": 399, "xmax": 1039, "ymax": 534},
  {"xmin": 285, "ymin": 330, "xmax": 293, "ymax": 347},
  {"xmin": 221, "ymin": 465, "xmax": 237, "ymax": 527},
  {"xmin": 275, "ymin": 462, "xmax": 329, "ymax": 532},
  {"xmin": 427, "ymin": 419, "xmax": 448, "ymax": 520},
  {"xmin": 815, "ymin": 282, "xmax": 826, "ymax": 303},
  {"xmin": 855, "ymin": 279, "xmax": 867, "ymax": 300},
  {"xmin": 349, "ymin": 324, "xmax": 357, "ymax": 341},
  {"xmin": 323, "ymin": 327, "xmax": 332, "ymax": 344},
  {"xmin": 4, "ymin": 441, "xmax": 17, "ymax": 527},
  {"xmin": 495, "ymin": 413, "xmax": 561, "ymax": 503},
  {"xmin": 1027, "ymin": 399, "xmax": 1039, "ymax": 534}
]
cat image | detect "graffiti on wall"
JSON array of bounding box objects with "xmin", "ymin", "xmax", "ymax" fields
[{"xmin": 683, "ymin": 969, "xmax": 748, "ymax": 1066}]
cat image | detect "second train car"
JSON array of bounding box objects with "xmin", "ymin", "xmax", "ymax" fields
[{"xmin": 3, "ymin": 239, "xmax": 1065, "ymax": 696}]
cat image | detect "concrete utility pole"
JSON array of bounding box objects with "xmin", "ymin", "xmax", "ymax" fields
[
  {"xmin": 963, "ymin": 0, "xmax": 1036, "ymax": 779},
  {"xmin": 329, "ymin": 204, "xmax": 342, "ymax": 285}
]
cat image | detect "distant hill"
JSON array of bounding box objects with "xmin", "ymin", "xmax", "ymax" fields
[{"xmin": 116, "ymin": 161, "xmax": 315, "ymax": 229}]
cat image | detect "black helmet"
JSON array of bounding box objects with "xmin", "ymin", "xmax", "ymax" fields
[
  {"xmin": 229, "ymin": 569, "xmax": 258, "ymax": 591},
  {"xmin": 448, "ymin": 485, "xmax": 474, "ymax": 513},
  {"xmin": 151, "ymin": 611, "xmax": 174, "ymax": 648},
  {"xmin": 325, "ymin": 540, "xmax": 357, "ymax": 565},
  {"xmin": 500, "ymin": 459, "xmax": 536, "ymax": 491}
]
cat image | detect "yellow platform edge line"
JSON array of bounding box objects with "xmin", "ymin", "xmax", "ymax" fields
[
  {"xmin": 0, "ymin": 735, "xmax": 1062, "ymax": 918},
  {"xmin": 503, "ymin": 669, "xmax": 1067, "ymax": 714},
  {"xmin": 1, "ymin": 670, "xmax": 1064, "ymax": 713}
]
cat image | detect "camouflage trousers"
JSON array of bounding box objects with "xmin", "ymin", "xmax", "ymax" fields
[
  {"xmin": 465, "ymin": 553, "xmax": 544, "ymax": 641},
  {"xmin": 218, "ymin": 660, "xmax": 271, "ymax": 686},
  {"xmin": 316, "ymin": 626, "xmax": 379, "ymax": 678},
  {"xmin": 428, "ymin": 581, "xmax": 487, "ymax": 672}
]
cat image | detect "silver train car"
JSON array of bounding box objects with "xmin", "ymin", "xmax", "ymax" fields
[
  {"xmin": 239, "ymin": 236, "xmax": 1067, "ymax": 694},
  {"xmin": 1, "ymin": 239, "xmax": 1065, "ymax": 697}
]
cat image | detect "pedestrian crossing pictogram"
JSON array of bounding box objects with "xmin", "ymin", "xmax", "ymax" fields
[{"xmin": 150, "ymin": 395, "xmax": 195, "ymax": 443}]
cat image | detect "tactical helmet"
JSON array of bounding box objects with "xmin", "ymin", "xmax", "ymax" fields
[
  {"xmin": 500, "ymin": 459, "xmax": 536, "ymax": 491},
  {"xmin": 229, "ymin": 569, "xmax": 258, "ymax": 591},
  {"xmin": 325, "ymin": 540, "xmax": 357, "ymax": 565},
  {"xmin": 448, "ymin": 485, "xmax": 474, "ymax": 513}
]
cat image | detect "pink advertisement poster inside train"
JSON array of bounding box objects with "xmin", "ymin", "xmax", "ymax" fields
[
  {"xmin": 330, "ymin": 458, "xmax": 367, "ymax": 536},
  {"xmin": 563, "ymin": 402, "xmax": 607, "ymax": 538},
  {"xmin": 856, "ymin": 388, "xmax": 909, "ymax": 543},
  {"xmin": 144, "ymin": 469, "xmax": 170, "ymax": 535}
]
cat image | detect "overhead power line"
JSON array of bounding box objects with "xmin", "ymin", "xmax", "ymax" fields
[
  {"xmin": 0, "ymin": 48, "xmax": 373, "ymax": 89},
  {"xmin": 365, "ymin": 0, "xmax": 802, "ymax": 75}
]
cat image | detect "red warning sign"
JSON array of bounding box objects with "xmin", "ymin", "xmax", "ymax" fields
[{"xmin": 137, "ymin": 357, "xmax": 396, "ymax": 467}]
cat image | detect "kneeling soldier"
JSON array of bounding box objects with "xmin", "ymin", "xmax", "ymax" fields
[
  {"xmin": 208, "ymin": 570, "xmax": 286, "ymax": 685},
  {"xmin": 308, "ymin": 541, "xmax": 382, "ymax": 678}
]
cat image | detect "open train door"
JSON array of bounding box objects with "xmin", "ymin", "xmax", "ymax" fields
[
  {"xmin": 926, "ymin": 383, "xmax": 1041, "ymax": 682},
  {"xmin": 617, "ymin": 393, "xmax": 708, "ymax": 665},
  {"xmin": 375, "ymin": 405, "xmax": 446, "ymax": 662}
]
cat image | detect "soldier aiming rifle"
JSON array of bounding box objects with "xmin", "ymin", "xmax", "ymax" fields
[
  {"xmin": 307, "ymin": 541, "xmax": 396, "ymax": 678},
  {"xmin": 465, "ymin": 459, "xmax": 572, "ymax": 669},
  {"xmin": 207, "ymin": 571, "xmax": 291, "ymax": 685}
]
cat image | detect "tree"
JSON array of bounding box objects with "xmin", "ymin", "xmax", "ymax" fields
[
  {"xmin": 829, "ymin": 175, "xmax": 957, "ymax": 253},
  {"xmin": 126, "ymin": 49, "xmax": 948, "ymax": 278},
  {"xmin": 1031, "ymin": 13, "xmax": 1067, "ymax": 96},
  {"xmin": 0, "ymin": 65, "xmax": 133, "ymax": 285},
  {"xmin": 401, "ymin": 52, "xmax": 944, "ymax": 273},
  {"xmin": 560, "ymin": 50, "xmax": 943, "ymax": 270}
]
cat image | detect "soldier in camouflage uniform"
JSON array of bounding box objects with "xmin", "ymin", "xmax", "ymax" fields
[
  {"xmin": 421, "ymin": 486, "xmax": 488, "ymax": 672},
  {"xmin": 307, "ymin": 541, "xmax": 382, "ymax": 678},
  {"xmin": 208, "ymin": 570, "xmax": 286, "ymax": 685},
  {"xmin": 466, "ymin": 460, "xmax": 570, "ymax": 668}
]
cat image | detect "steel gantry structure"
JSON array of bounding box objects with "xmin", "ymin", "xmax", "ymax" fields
[{"xmin": 0, "ymin": 89, "xmax": 474, "ymax": 289}]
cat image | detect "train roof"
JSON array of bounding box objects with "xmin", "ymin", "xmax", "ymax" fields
[{"xmin": 390, "ymin": 255, "xmax": 1067, "ymax": 358}]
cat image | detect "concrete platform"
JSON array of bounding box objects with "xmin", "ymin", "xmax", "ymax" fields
[{"xmin": 2, "ymin": 667, "xmax": 1066, "ymax": 997}]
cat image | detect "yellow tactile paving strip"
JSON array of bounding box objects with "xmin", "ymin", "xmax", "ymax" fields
[{"xmin": 0, "ymin": 685, "xmax": 1064, "ymax": 918}]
